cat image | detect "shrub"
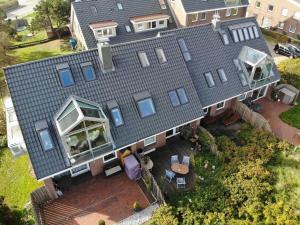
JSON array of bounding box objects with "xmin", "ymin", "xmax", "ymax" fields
[
  {"xmin": 98, "ymin": 220, "xmax": 105, "ymax": 225},
  {"xmin": 197, "ymin": 128, "xmax": 213, "ymax": 151},
  {"xmin": 0, "ymin": 108, "xmax": 6, "ymax": 136},
  {"xmin": 151, "ymin": 205, "xmax": 178, "ymax": 225},
  {"xmin": 0, "ymin": 135, "xmax": 7, "ymax": 148},
  {"xmin": 133, "ymin": 201, "xmax": 141, "ymax": 212}
]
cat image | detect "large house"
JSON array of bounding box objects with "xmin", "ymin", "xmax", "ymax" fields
[
  {"xmin": 247, "ymin": 0, "xmax": 300, "ymax": 38},
  {"xmin": 4, "ymin": 16, "xmax": 280, "ymax": 199},
  {"xmin": 70, "ymin": 0, "xmax": 177, "ymax": 49},
  {"xmin": 168, "ymin": 0, "xmax": 249, "ymax": 27}
]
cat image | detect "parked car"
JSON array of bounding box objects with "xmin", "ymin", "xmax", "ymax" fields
[{"xmin": 274, "ymin": 43, "xmax": 300, "ymax": 58}]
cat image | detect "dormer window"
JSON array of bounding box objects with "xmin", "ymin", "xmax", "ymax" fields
[
  {"xmin": 56, "ymin": 64, "xmax": 75, "ymax": 87},
  {"xmin": 55, "ymin": 96, "xmax": 113, "ymax": 164},
  {"xmin": 89, "ymin": 21, "xmax": 118, "ymax": 40},
  {"xmin": 130, "ymin": 14, "xmax": 169, "ymax": 33},
  {"xmin": 107, "ymin": 100, "xmax": 124, "ymax": 127},
  {"xmin": 133, "ymin": 91, "xmax": 156, "ymax": 118}
]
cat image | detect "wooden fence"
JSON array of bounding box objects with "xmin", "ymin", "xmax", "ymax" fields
[
  {"xmin": 141, "ymin": 168, "xmax": 166, "ymax": 205},
  {"xmin": 30, "ymin": 186, "xmax": 52, "ymax": 225},
  {"xmin": 234, "ymin": 101, "xmax": 272, "ymax": 133}
]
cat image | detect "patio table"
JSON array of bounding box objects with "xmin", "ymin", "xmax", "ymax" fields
[{"xmin": 171, "ymin": 163, "xmax": 189, "ymax": 175}]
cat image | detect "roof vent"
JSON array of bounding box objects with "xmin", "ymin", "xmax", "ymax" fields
[
  {"xmin": 97, "ymin": 42, "xmax": 114, "ymax": 73},
  {"xmin": 212, "ymin": 14, "xmax": 221, "ymax": 31}
]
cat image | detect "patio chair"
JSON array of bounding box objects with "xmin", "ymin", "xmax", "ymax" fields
[
  {"xmin": 165, "ymin": 170, "xmax": 176, "ymax": 183},
  {"xmin": 171, "ymin": 155, "xmax": 179, "ymax": 164},
  {"xmin": 176, "ymin": 177, "xmax": 186, "ymax": 189},
  {"xmin": 182, "ymin": 156, "xmax": 190, "ymax": 167}
]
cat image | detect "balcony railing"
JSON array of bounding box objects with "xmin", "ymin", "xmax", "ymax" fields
[{"xmin": 69, "ymin": 142, "xmax": 113, "ymax": 166}]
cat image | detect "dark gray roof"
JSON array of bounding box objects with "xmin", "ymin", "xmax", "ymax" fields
[
  {"xmin": 72, "ymin": 0, "xmax": 177, "ymax": 49},
  {"xmin": 4, "ymin": 35, "xmax": 204, "ymax": 179},
  {"xmin": 160, "ymin": 17, "xmax": 280, "ymax": 107},
  {"xmin": 181, "ymin": 0, "xmax": 249, "ymax": 13}
]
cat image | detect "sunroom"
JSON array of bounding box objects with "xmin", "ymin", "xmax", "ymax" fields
[
  {"xmin": 55, "ymin": 96, "xmax": 114, "ymax": 165},
  {"xmin": 238, "ymin": 46, "xmax": 274, "ymax": 89}
]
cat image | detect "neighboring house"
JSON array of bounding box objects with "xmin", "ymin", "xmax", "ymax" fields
[
  {"xmin": 70, "ymin": 0, "xmax": 176, "ymax": 49},
  {"xmin": 167, "ymin": 0, "xmax": 248, "ymax": 27},
  {"xmin": 3, "ymin": 17, "xmax": 280, "ymax": 199},
  {"xmin": 247, "ymin": 0, "xmax": 300, "ymax": 38}
]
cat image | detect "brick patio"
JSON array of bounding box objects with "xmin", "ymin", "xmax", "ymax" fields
[
  {"xmin": 257, "ymin": 98, "xmax": 300, "ymax": 146},
  {"xmin": 41, "ymin": 173, "xmax": 150, "ymax": 225}
]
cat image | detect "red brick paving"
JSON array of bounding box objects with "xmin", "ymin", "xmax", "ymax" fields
[
  {"xmin": 257, "ymin": 98, "xmax": 300, "ymax": 146},
  {"xmin": 41, "ymin": 173, "xmax": 149, "ymax": 225}
]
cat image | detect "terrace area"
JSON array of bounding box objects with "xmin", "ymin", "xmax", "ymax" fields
[
  {"xmin": 40, "ymin": 173, "xmax": 150, "ymax": 225},
  {"xmin": 146, "ymin": 136, "xmax": 197, "ymax": 199}
]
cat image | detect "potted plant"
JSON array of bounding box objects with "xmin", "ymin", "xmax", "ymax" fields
[
  {"xmin": 98, "ymin": 220, "xmax": 105, "ymax": 225},
  {"xmin": 133, "ymin": 201, "xmax": 142, "ymax": 212}
]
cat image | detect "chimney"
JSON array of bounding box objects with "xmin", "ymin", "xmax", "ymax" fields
[
  {"xmin": 212, "ymin": 14, "xmax": 221, "ymax": 31},
  {"xmin": 97, "ymin": 42, "xmax": 114, "ymax": 72}
]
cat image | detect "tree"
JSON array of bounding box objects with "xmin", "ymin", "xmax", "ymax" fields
[
  {"xmin": 0, "ymin": 196, "xmax": 34, "ymax": 225},
  {"xmin": 150, "ymin": 205, "xmax": 178, "ymax": 225},
  {"xmin": 33, "ymin": 0, "xmax": 70, "ymax": 38}
]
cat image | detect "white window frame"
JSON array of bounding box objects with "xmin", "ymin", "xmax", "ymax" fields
[
  {"xmin": 238, "ymin": 94, "xmax": 246, "ymax": 101},
  {"xmin": 252, "ymin": 86, "xmax": 268, "ymax": 101},
  {"xmin": 278, "ymin": 22, "xmax": 284, "ymax": 29},
  {"xmin": 203, "ymin": 107, "xmax": 208, "ymax": 114},
  {"xmin": 226, "ymin": 8, "xmax": 231, "ymax": 17},
  {"xmin": 281, "ymin": 8, "xmax": 288, "ymax": 17},
  {"xmin": 137, "ymin": 23, "xmax": 144, "ymax": 31},
  {"xmin": 144, "ymin": 135, "xmax": 156, "ymax": 147},
  {"xmin": 289, "ymin": 25, "xmax": 296, "ymax": 33},
  {"xmin": 70, "ymin": 163, "xmax": 90, "ymax": 177},
  {"xmin": 200, "ymin": 12, "xmax": 206, "ymax": 20},
  {"xmin": 255, "ymin": 1, "xmax": 261, "ymax": 8},
  {"xmin": 268, "ymin": 4, "xmax": 274, "ymax": 12},
  {"xmin": 96, "ymin": 27, "xmax": 114, "ymax": 38},
  {"xmin": 191, "ymin": 13, "xmax": 198, "ymax": 22},
  {"xmin": 103, "ymin": 151, "xmax": 118, "ymax": 163},
  {"xmin": 216, "ymin": 101, "xmax": 225, "ymax": 110},
  {"xmin": 232, "ymin": 8, "xmax": 238, "ymax": 16}
]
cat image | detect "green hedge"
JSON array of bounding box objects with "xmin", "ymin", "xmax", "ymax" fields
[{"xmin": 261, "ymin": 28, "xmax": 300, "ymax": 45}]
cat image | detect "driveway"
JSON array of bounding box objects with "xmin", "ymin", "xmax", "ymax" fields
[
  {"xmin": 264, "ymin": 36, "xmax": 287, "ymax": 64},
  {"xmin": 41, "ymin": 173, "xmax": 150, "ymax": 225},
  {"xmin": 6, "ymin": 0, "xmax": 40, "ymax": 20}
]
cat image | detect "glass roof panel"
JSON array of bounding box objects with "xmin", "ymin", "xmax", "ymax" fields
[
  {"xmin": 57, "ymin": 102, "xmax": 76, "ymax": 121},
  {"xmin": 58, "ymin": 108, "xmax": 80, "ymax": 132},
  {"xmin": 239, "ymin": 46, "xmax": 267, "ymax": 66}
]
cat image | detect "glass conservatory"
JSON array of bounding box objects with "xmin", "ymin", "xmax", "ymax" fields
[
  {"xmin": 238, "ymin": 46, "xmax": 274, "ymax": 89},
  {"xmin": 55, "ymin": 96, "xmax": 114, "ymax": 165}
]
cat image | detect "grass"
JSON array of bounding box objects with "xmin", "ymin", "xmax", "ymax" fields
[
  {"xmin": 280, "ymin": 99, "xmax": 300, "ymax": 129},
  {"xmin": 0, "ymin": 148, "xmax": 42, "ymax": 209},
  {"xmin": 9, "ymin": 39, "xmax": 75, "ymax": 63},
  {"xmin": 269, "ymin": 148, "xmax": 300, "ymax": 214}
]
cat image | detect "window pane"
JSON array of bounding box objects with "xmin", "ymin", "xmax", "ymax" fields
[
  {"xmin": 217, "ymin": 69, "xmax": 227, "ymax": 83},
  {"xmin": 217, "ymin": 102, "xmax": 224, "ymax": 109},
  {"xmin": 204, "ymin": 72, "xmax": 215, "ymax": 87},
  {"xmin": 104, "ymin": 152, "xmax": 117, "ymax": 162},
  {"xmin": 67, "ymin": 131, "xmax": 89, "ymax": 156},
  {"xmin": 248, "ymin": 26, "xmax": 255, "ymax": 39},
  {"xmin": 137, "ymin": 98, "xmax": 156, "ymax": 118},
  {"xmin": 243, "ymin": 28, "xmax": 250, "ymax": 40},
  {"xmin": 111, "ymin": 108, "xmax": 124, "ymax": 126},
  {"xmin": 144, "ymin": 136, "xmax": 156, "ymax": 146},
  {"xmin": 178, "ymin": 38, "xmax": 191, "ymax": 62},
  {"xmin": 82, "ymin": 66, "xmax": 96, "ymax": 81},
  {"xmin": 232, "ymin": 29, "xmax": 239, "ymax": 43},
  {"xmin": 138, "ymin": 51, "xmax": 150, "ymax": 67},
  {"xmin": 177, "ymin": 88, "xmax": 188, "ymax": 104},
  {"xmin": 88, "ymin": 126, "xmax": 106, "ymax": 148},
  {"xmin": 238, "ymin": 29, "xmax": 244, "ymax": 41},
  {"xmin": 253, "ymin": 26, "xmax": 259, "ymax": 38},
  {"xmin": 117, "ymin": 3, "xmax": 123, "ymax": 10},
  {"xmin": 155, "ymin": 48, "xmax": 167, "ymax": 64},
  {"xmin": 39, "ymin": 130, "xmax": 54, "ymax": 151},
  {"xmin": 59, "ymin": 69, "xmax": 74, "ymax": 87},
  {"xmin": 168, "ymin": 90, "xmax": 180, "ymax": 106},
  {"xmin": 58, "ymin": 108, "xmax": 79, "ymax": 132}
]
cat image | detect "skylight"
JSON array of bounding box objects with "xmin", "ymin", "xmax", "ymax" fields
[
  {"xmin": 237, "ymin": 29, "xmax": 244, "ymax": 41},
  {"xmin": 125, "ymin": 25, "xmax": 131, "ymax": 32},
  {"xmin": 253, "ymin": 26, "xmax": 260, "ymax": 38},
  {"xmin": 81, "ymin": 63, "xmax": 96, "ymax": 81},
  {"xmin": 229, "ymin": 23, "xmax": 260, "ymax": 43},
  {"xmin": 57, "ymin": 64, "xmax": 75, "ymax": 87},
  {"xmin": 111, "ymin": 108, "xmax": 124, "ymax": 126},
  {"xmin": 138, "ymin": 51, "xmax": 150, "ymax": 68},
  {"xmin": 35, "ymin": 120, "xmax": 54, "ymax": 151},
  {"xmin": 243, "ymin": 28, "xmax": 250, "ymax": 40},
  {"xmin": 217, "ymin": 69, "xmax": 228, "ymax": 83},
  {"xmin": 155, "ymin": 48, "xmax": 167, "ymax": 64},
  {"xmin": 117, "ymin": 3, "xmax": 123, "ymax": 10},
  {"xmin": 178, "ymin": 38, "xmax": 191, "ymax": 62},
  {"xmin": 168, "ymin": 90, "xmax": 180, "ymax": 107},
  {"xmin": 248, "ymin": 27, "xmax": 255, "ymax": 39},
  {"xmin": 239, "ymin": 72, "xmax": 248, "ymax": 86},
  {"xmin": 204, "ymin": 72, "xmax": 215, "ymax": 87},
  {"xmin": 177, "ymin": 88, "xmax": 188, "ymax": 104},
  {"xmin": 232, "ymin": 29, "xmax": 239, "ymax": 43},
  {"xmin": 137, "ymin": 98, "xmax": 156, "ymax": 118},
  {"xmin": 219, "ymin": 31, "xmax": 229, "ymax": 45}
]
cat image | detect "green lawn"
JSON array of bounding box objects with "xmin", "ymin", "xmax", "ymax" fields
[
  {"xmin": 280, "ymin": 99, "xmax": 300, "ymax": 129},
  {"xmin": 0, "ymin": 148, "xmax": 42, "ymax": 208},
  {"xmin": 9, "ymin": 39, "xmax": 75, "ymax": 63}
]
